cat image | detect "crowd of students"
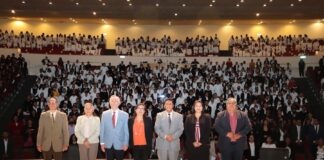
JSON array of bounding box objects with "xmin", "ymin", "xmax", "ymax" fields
[
  {"xmin": 115, "ymin": 35, "xmax": 221, "ymax": 56},
  {"xmin": 0, "ymin": 29, "xmax": 105, "ymax": 55},
  {"xmin": 0, "ymin": 54, "xmax": 28, "ymax": 102},
  {"xmin": 2, "ymin": 55, "xmax": 324, "ymax": 159},
  {"xmin": 229, "ymin": 34, "xmax": 324, "ymax": 57}
]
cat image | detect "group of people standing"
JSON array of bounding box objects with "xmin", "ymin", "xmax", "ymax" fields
[{"xmin": 36, "ymin": 95, "xmax": 251, "ymax": 160}]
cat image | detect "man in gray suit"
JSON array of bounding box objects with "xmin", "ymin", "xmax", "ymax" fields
[
  {"xmin": 215, "ymin": 97, "xmax": 251, "ymax": 160},
  {"xmin": 37, "ymin": 97, "xmax": 69, "ymax": 160},
  {"xmin": 155, "ymin": 98, "xmax": 184, "ymax": 160}
]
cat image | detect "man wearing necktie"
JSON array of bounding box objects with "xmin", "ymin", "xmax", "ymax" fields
[
  {"xmin": 36, "ymin": 97, "xmax": 69, "ymax": 160},
  {"xmin": 0, "ymin": 131, "xmax": 13, "ymax": 159},
  {"xmin": 215, "ymin": 97, "xmax": 251, "ymax": 160},
  {"xmin": 155, "ymin": 98, "xmax": 184, "ymax": 160},
  {"xmin": 100, "ymin": 95, "xmax": 129, "ymax": 160}
]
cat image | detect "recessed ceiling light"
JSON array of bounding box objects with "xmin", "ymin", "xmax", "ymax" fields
[
  {"xmin": 129, "ymin": 3, "xmax": 132, "ymax": 6},
  {"xmin": 93, "ymin": 11, "xmax": 97, "ymax": 15},
  {"xmin": 155, "ymin": 3, "xmax": 159, "ymax": 7},
  {"xmin": 127, "ymin": 0, "xmax": 130, "ymax": 2},
  {"xmin": 212, "ymin": 0, "xmax": 216, "ymax": 3},
  {"xmin": 102, "ymin": 2, "xmax": 106, "ymax": 6},
  {"xmin": 256, "ymin": 13, "xmax": 260, "ymax": 17},
  {"xmin": 21, "ymin": 1, "xmax": 26, "ymax": 4},
  {"xmin": 298, "ymin": 0, "xmax": 302, "ymax": 2},
  {"xmin": 263, "ymin": 4, "xmax": 267, "ymax": 7},
  {"xmin": 236, "ymin": 4, "xmax": 240, "ymax": 7},
  {"xmin": 11, "ymin": 10, "xmax": 15, "ymax": 14},
  {"xmin": 209, "ymin": 4, "xmax": 213, "ymax": 7},
  {"xmin": 49, "ymin": 1, "xmax": 53, "ymax": 5},
  {"xmin": 75, "ymin": 2, "xmax": 79, "ymax": 5},
  {"xmin": 240, "ymin": 0, "xmax": 244, "ymax": 3},
  {"xmin": 269, "ymin": 0, "xmax": 273, "ymax": 2},
  {"xmin": 290, "ymin": 3, "xmax": 294, "ymax": 7},
  {"xmin": 182, "ymin": 4, "xmax": 186, "ymax": 7},
  {"xmin": 174, "ymin": 13, "xmax": 178, "ymax": 16},
  {"xmin": 98, "ymin": 0, "xmax": 102, "ymax": 1}
]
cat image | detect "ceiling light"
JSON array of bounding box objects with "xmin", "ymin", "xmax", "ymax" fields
[
  {"xmin": 182, "ymin": 4, "xmax": 186, "ymax": 7},
  {"xmin": 98, "ymin": 0, "xmax": 102, "ymax": 1},
  {"xmin": 155, "ymin": 3, "xmax": 159, "ymax": 7},
  {"xmin": 236, "ymin": 4, "xmax": 240, "ymax": 7},
  {"xmin": 209, "ymin": 4, "xmax": 213, "ymax": 7},
  {"xmin": 269, "ymin": 0, "xmax": 273, "ymax": 2},
  {"xmin": 102, "ymin": 2, "xmax": 106, "ymax": 6},
  {"xmin": 127, "ymin": 0, "xmax": 130, "ymax": 2},
  {"xmin": 132, "ymin": 19, "xmax": 135, "ymax": 22},
  {"xmin": 75, "ymin": 2, "xmax": 79, "ymax": 5},
  {"xmin": 263, "ymin": 4, "xmax": 267, "ymax": 7},
  {"xmin": 290, "ymin": 3, "xmax": 294, "ymax": 7},
  {"xmin": 129, "ymin": 3, "xmax": 132, "ymax": 6},
  {"xmin": 298, "ymin": 0, "xmax": 302, "ymax": 2},
  {"xmin": 93, "ymin": 11, "xmax": 97, "ymax": 15},
  {"xmin": 11, "ymin": 10, "xmax": 15, "ymax": 14},
  {"xmin": 212, "ymin": 0, "xmax": 216, "ymax": 3},
  {"xmin": 256, "ymin": 13, "xmax": 260, "ymax": 17},
  {"xmin": 21, "ymin": 1, "xmax": 26, "ymax": 4},
  {"xmin": 240, "ymin": 0, "xmax": 244, "ymax": 3},
  {"xmin": 174, "ymin": 13, "xmax": 178, "ymax": 16},
  {"xmin": 49, "ymin": 1, "xmax": 53, "ymax": 5}
]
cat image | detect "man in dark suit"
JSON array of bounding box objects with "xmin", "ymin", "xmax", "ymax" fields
[
  {"xmin": 0, "ymin": 131, "xmax": 13, "ymax": 159},
  {"xmin": 289, "ymin": 119, "xmax": 305, "ymax": 155},
  {"xmin": 215, "ymin": 97, "xmax": 251, "ymax": 160},
  {"xmin": 307, "ymin": 118, "xmax": 324, "ymax": 159}
]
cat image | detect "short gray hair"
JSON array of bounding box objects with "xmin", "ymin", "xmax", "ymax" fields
[{"xmin": 226, "ymin": 97, "xmax": 237, "ymax": 105}]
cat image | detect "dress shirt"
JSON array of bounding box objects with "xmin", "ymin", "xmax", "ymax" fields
[
  {"xmin": 249, "ymin": 142, "xmax": 255, "ymax": 157},
  {"xmin": 4, "ymin": 139, "xmax": 8, "ymax": 154},
  {"xmin": 75, "ymin": 115, "xmax": 100, "ymax": 144}
]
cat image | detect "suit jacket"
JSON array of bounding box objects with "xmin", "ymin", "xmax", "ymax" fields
[
  {"xmin": 184, "ymin": 114, "xmax": 211, "ymax": 150},
  {"xmin": 215, "ymin": 110, "xmax": 251, "ymax": 152},
  {"xmin": 308, "ymin": 124, "xmax": 324, "ymax": 142},
  {"xmin": 36, "ymin": 111, "xmax": 69, "ymax": 152},
  {"xmin": 289, "ymin": 125, "xmax": 305, "ymax": 143},
  {"xmin": 128, "ymin": 116, "xmax": 153, "ymax": 151},
  {"xmin": 154, "ymin": 111, "xmax": 184, "ymax": 151},
  {"xmin": 100, "ymin": 109, "xmax": 129, "ymax": 150},
  {"xmin": 0, "ymin": 138, "xmax": 14, "ymax": 159},
  {"xmin": 74, "ymin": 115, "xmax": 101, "ymax": 144}
]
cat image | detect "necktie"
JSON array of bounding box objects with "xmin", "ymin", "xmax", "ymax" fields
[
  {"xmin": 112, "ymin": 112, "xmax": 116, "ymax": 128},
  {"xmin": 195, "ymin": 120, "xmax": 200, "ymax": 142},
  {"xmin": 51, "ymin": 113, "xmax": 55, "ymax": 123},
  {"xmin": 168, "ymin": 113, "xmax": 171, "ymax": 128}
]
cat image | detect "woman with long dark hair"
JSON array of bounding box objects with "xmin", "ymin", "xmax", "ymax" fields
[
  {"xmin": 184, "ymin": 100, "xmax": 211, "ymax": 160},
  {"xmin": 128, "ymin": 103, "xmax": 153, "ymax": 160}
]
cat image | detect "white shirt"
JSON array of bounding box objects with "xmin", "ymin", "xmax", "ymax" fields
[
  {"xmin": 50, "ymin": 111, "xmax": 57, "ymax": 120},
  {"xmin": 261, "ymin": 143, "xmax": 276, "ymax": 148},
  {"xmin": 4, "ymin": 139, "xmax": 8, "ymax": 154},
  {"xmin": 112, "ymin": 109, "xmax": 119, "ymax": 127},
  {"xmin": 297, "ymin": 125, "xmax": 301, "ymax": 140},
  {"xmin": 249, "ymin": 142, "xmax": 255, "ymax": 156},
  {"xmin": 74, "ymin": 115, "xmax": 100, "ymax": 144}
]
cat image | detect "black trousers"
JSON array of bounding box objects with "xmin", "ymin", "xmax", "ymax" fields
[
  {"xmin": 132, "ymin": 145, "xmax": 150, "ymax": 160},
  {"xmin": 105, "ymin": 145, "xmax": 124, "ymax": 160},
  {"xmin": 221, "ymin": 143, "xmax": 244, "ymax": 160}
]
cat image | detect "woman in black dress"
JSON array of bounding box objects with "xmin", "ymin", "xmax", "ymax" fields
[{"xmin": 185, "ymin": 100, "xmax": 212, "ymax": 160}]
